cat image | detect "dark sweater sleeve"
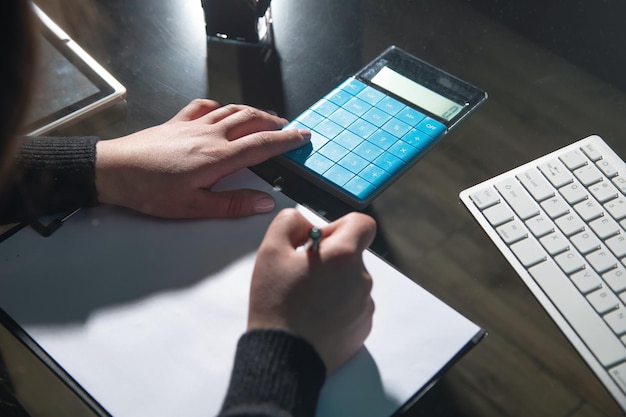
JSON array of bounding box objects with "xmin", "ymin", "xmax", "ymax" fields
[
  {"xmin": 219, "ymin": 329, "xmax": 326, "ymax": 417},
  {"xmin": 0, "ymin": 136, "xmax": 100, "ymax": 224}
]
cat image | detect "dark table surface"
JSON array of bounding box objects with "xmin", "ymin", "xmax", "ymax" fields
[{"xmin": 23, "ymin": 0, "xmax": 626, "ymax": 416}]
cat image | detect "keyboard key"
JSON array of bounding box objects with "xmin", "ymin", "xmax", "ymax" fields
[
  {"xmin": 541, "ymin": 196, "xmax": 571, "ymax": 219},
  {"xmin": 539, "ymin": 159, "xmax": 573, "ymax": 188},
  {"xmin": 590, "ymin": 216, "xmax": 620, "ymax": 240},
  {"xmin": 495, "ymin": 178, "xmax": 540, "ymax": 220},
  {"xmin": 586, "ymin": 246, "xmax": 618, "ymax": 274},
  {"xmin": 574, "ymin": 164, "xmax": 603, "ymax": 186},
  {"xmin": 606, "ymin": 234, "xmax": 626, "ymax": 259},
  {"xmin": 559, "ymin": 182, "xmax": 588, "ymax": 205},
  {"xmin": 605, "ymin": 197, "xmax": 626, "ymax": 221},
  {"xmin": 589, "ymin": 180, "xmax": 619, "ymax": 203},
  {"xmin": 570, "ymin": 269, "xmax": 602, "ymax": 294},
  {"xmin": 570, "ymin": 230, "xmax": 601, "ymax": 255},
  {"xmin": 559, "ymin": 149, "xmax": 588, "ymax": 170},
  {"xmin": 573, "ymin": 198, "xmax": 604, "ymax": 222},
  {"xmin": 510, "ymin": 238, "xmax": 546, "ymax": 267},
  {"xmin": 482, "ymin": 203, "xmax": 514, "ymax": 227},
  {"xmin": 471, "ymin": 186, "xmax": 500, "ymax": 210},
  {"xmin": 539, "ymin": 231, "xmax": 569, "ymax": 255},
  {"xmin": 554, "ymin": 249, "xmax": 585, "ymax": 274},
  {"xmin": 517, "ymin": 168, "xmax": 555, "ymax": 201},
  {"xmin": 526, "ymin": 214, "xmax": 554, "ymax": 237},
  {"xmin": 587, "ymin": 288, "xmax": 620, "ymax": 314},
  {"xmin": 597, "ymin": 159, "xmax": 619, "ymax": 178},
  {"xmin": 603, "ymin": 265, "xmax": 626, "ymax": 293},
  {"xmin": 497, "ymin": 220, "xmax": 528, "ymax": 244},
  {"xmin": 580, "ymin": 143, "xmax": 603, "ymax": 162},
  {"xmin": 528, "ymin": 260, "xmax": 626, "ymax": 367},
  {"xmin": 612, "ymin": 176, "xmax": 626, "ymax": 195},
  {"xmin": 605, "ymin": 307, "xmax": 626, "ymax": 335},
  {"xmin": 554, "ymin": 212, "xmax": 586, "ymax": 236}
]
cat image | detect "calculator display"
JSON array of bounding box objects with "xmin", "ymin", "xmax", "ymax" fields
[{"xmin": 371, "ymin": 66, "xmax": 463, "ymax": 121}]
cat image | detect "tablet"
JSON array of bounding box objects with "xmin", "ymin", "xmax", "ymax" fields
[{"xmin": 21, "ymin": 5, "xmax": 126, "ymax": 136}]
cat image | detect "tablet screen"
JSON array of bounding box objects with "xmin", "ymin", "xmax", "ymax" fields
[{"xmin": 21, "ymin": 6, "xmax": 126, "ymax": 136}]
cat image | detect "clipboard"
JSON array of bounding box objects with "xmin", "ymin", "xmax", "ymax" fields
[{"xmin": 0, "ymin": 168, "xmax": 484, "ymax": 417}]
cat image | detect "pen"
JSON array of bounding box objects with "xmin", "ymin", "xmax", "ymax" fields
[
  {"xmin": 308, "ymin": 226, "xmax": 322, "ymax": 252},
  {"xmin": 297, "ymin": 226, "xmax": 323, "ymax": 252}
]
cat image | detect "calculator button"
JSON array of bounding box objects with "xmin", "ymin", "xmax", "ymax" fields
[
  {"xmin": 297, "ymin": 110, "xmax": 325, "ymax": 128},
  {"xmin": 354, "ymin": 141, "xmax": 384, "ymax": 162},
  {"xmin": 285, "ymin": 142, "xmax": 313, "ymax": 163},
  {"xmin": 310, "ymin": 99, "xmax": 339, "ymax": 117},
  {"xmin": 388, "ymin": 141, "xmax": 420, "ymax": 162},
  {"xmin": 325, "ymin": 165, "xmax": 354, "ymax": 186},
  {"xmin": 344, "ymin": 97, "xmax": 370, "ymax": 116},
  {"xmin": 416, "ymin": 117, "xmax": 446, "ymax": 137},
  {"xmin": 339, "ymin": 153, "xmax": 368, "ymax": 174},
  {"xmin": 360, "ymin": 164, "xmax": 391, "ymax": 187},
  {"xmin": 319, "ymin": 142, "xmax": 349, "ymax": 163},
  {"xmin": 402, "ymin": 129, "xmax": 435, "ymax": 150},
  {"xmin": 374, "ymin": 152, "xmax": 404, "ymax": 175},
  {"xmin": 328, "ymin": 108, "xmax": 358, "ymax": 128},
  {"xmin": 366, "ymin": 129, "xmax": 395, "ymax": 150},
  {"xmin": 339, "ymin": 78, "xmax": 367, "ymax": 95},
  {"xmin": 348, "ymin": 119, "xmax": 377, "ymax": 139},
  {"xmin": 309, "ymin": 130, "xmax": 330, "ymax": 151},
  {"xmin": 363, "ymin": 107, "xmax": 392, "ymax": 127},
  {"xmin": 356, "ymin": 86, "xmax": 386, "ymax": 105},
  {"xmin": 326, "ymin": 89, "xmax": 352, "ymax": 106},
  {"xmin": 315, "ymin": 119, "xmax": 343, "ymax": 139},
  {"xmin": 396, "ymin": 107, "xmax": 425, "ymax": 126},
  {"xmin": 334, "ymin": 130, "xmax": 362, "ymax": 150},
  {"xmin": 381, "ymin": 118, "xmax": 412, "ymax": 138},
  {"xmin": 304, "ymin": 153, "xmax": 333, "ymax": 175},
  {"xmin": 344, "ymin": 177, "xmax": 376, "ymax": 200},
  {"xmin": 377, "ymin": 96, "xmax": 405, "ymax": 116}
]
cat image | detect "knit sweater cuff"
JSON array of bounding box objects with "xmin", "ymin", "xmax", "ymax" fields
[
  {"xmin": 220, "ymin": 329, "xmax": 326, "ymax": 417},
  {"xmin": 0, "ymin": 136, "xmax": 99, "ymax": 224}
]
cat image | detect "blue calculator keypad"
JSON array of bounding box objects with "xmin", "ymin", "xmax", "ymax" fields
[{"xmin": 284, "ymin": 77, "xmax": 446, "ymax": 204}]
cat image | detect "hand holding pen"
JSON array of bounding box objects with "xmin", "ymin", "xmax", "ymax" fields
[{"xmin": 248, "ymin": 208, "xmax": 377, "ymax": 374}]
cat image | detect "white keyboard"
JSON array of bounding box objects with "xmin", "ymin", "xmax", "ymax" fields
[{"xmin": 460, "ymin": 135, "xmax": 626, "ymax": 412}]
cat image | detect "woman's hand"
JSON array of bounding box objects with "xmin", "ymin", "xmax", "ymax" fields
[
  {"xmin": 95, "ymin": 99, "xmax": 310, "ymax": 218},
  {"xmin": 248, "ymin": 208, "xmax": 377, "ymax": 374}
]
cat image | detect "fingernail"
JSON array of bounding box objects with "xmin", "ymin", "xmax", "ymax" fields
[
  {"xmin": 298, "ymin": 129, "xmax": 311, "ymax": 139},
  {"xmin": 254, "ymin": 196, "xmax": 275, "ymax": 214}
]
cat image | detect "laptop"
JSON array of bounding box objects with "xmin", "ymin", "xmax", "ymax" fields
[{"xmin": 21, "ymin": 5, "xmax": 126, "ymax": 136}]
